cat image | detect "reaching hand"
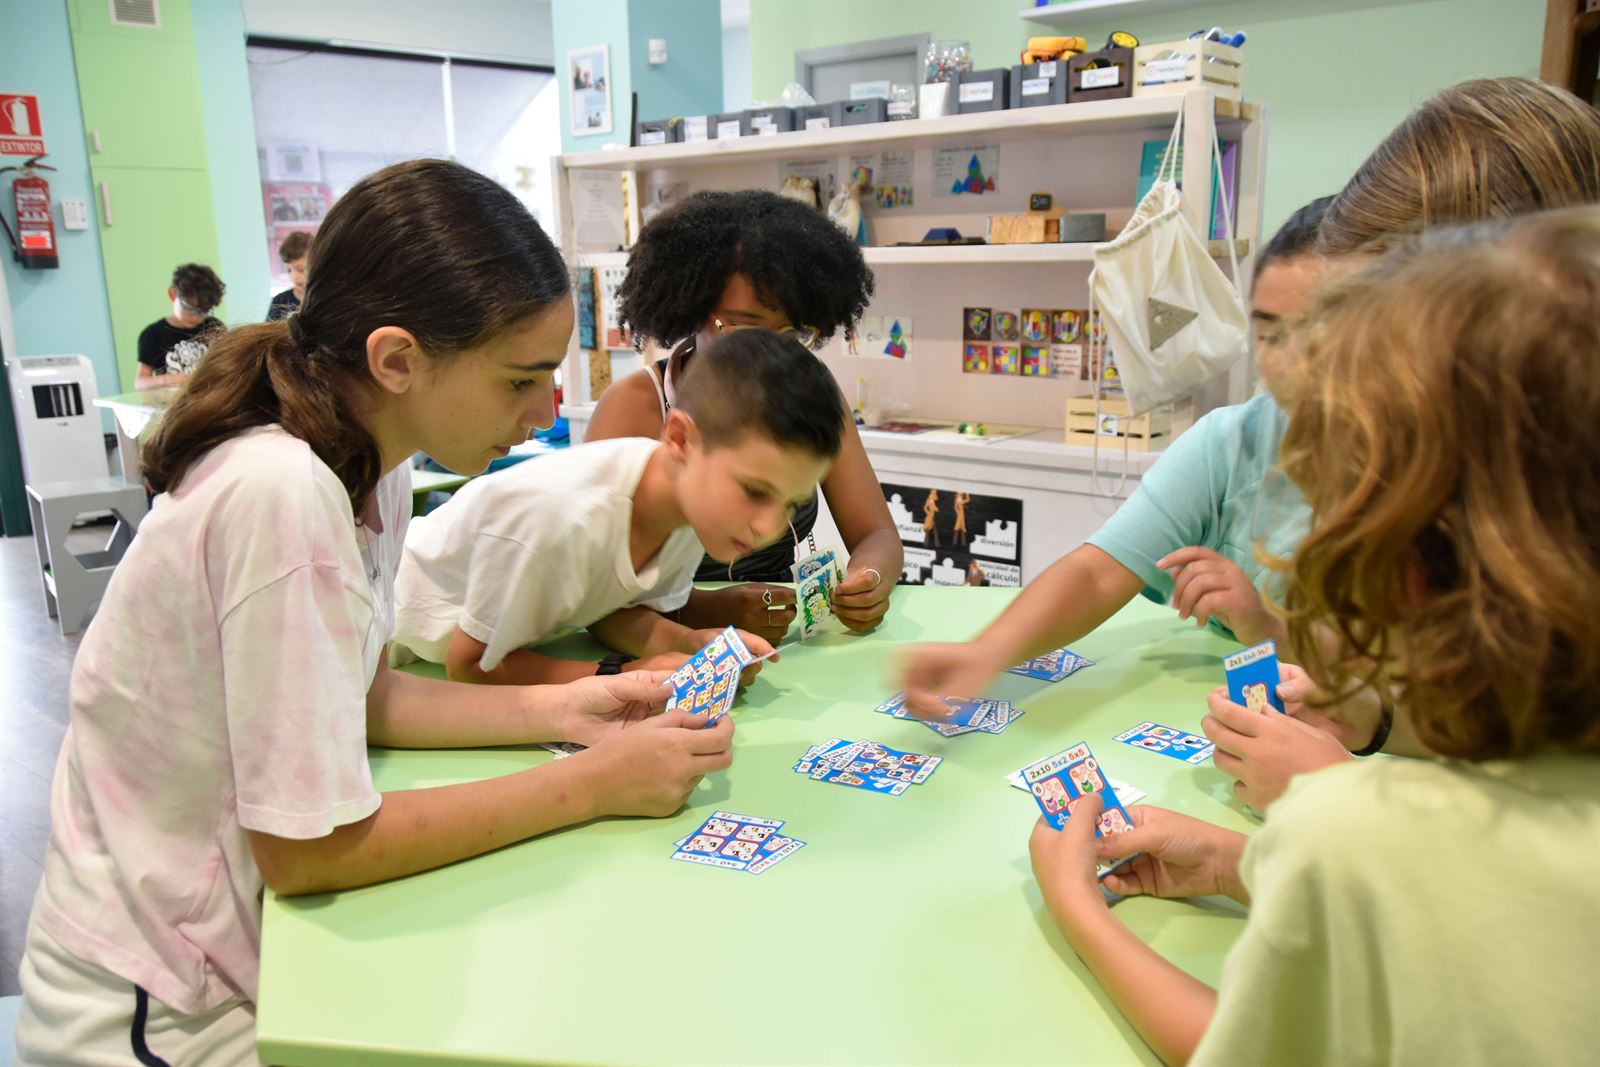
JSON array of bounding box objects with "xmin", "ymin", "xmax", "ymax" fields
[
  {"xmin": 832, "ymin": 564, "xmax": 892, "ymax": 633},
  {"xmin": 1203, "ymin": 684, "xmax": 1354, "ymax": 811},
  {"xmin": 1157, "ymin": 547, "xmax": 1277, "ymax": 645},
  {"xmin": 897, "ymin": 640, "xmax": 1004, "ymax": 719},
  {"xmin": 578, "ymin": 711, "xmax": 736, "ymax": 817},
  {"xmin": 1094, "ymin": 805, "xmax": 1251, "ymax": 904}
]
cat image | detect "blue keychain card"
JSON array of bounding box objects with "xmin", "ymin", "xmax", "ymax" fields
[
  {"xmin": 665, "ymin": 626, "xmax": 756, "ymax": 725},
  {"xmin": 1019, "ymin": 742, "xmax": 1137, "ymax": 878},
  {"xmin": 1223, "ymin": 639, "xmax": 1286, "ymax": 714}
]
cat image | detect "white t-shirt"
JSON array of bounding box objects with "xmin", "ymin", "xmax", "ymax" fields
[
  {"xmin": 31, "ymin": 425, "xmax": 409, "ymax": 1015},
  {"xmin": 392, "ymin": 437, "xmax": 702, "ymax": 671},
  {"xmin": 1192, "ymin": 752, "xmax": 1600, "ymax": 1066}
]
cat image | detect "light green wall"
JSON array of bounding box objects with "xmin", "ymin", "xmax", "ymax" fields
[
  {"xmin": 193, "ymin": 0, "xmax": 271, "ymax": 323},
  {"xmin": 750, "ymin": 0, "xmax": 1546, "ymax": 235},
  {"xmin": 68, "ymin": 0, "xmax": 223, "ymax": 390}
]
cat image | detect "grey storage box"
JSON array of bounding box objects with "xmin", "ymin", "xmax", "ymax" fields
[
  {"xmin": 635, "ymin": 118, "xmax": 678, "ymax": 146},
  {"xmin": 1060, "ymin": 213, "xmax": 1108, "ymax": 242},
  {"xmin": 839, "ymin": 98, "xmax": 887, "ymax": 125},
  {"xmin": 956, "ymin": 68, "xmax": 1010, "ymax": 113},
  {"xmin": 712, "ymin": 111, "xmax": 745, "ymax": 140},
  {"xmin": 1010, "ymin": 62, "xmax": 1069, "ymax": 108},
  {"xmin": 797, "ymin": 102, "xmax": 846, "ymax": 131},
  {"xmin": 743, "ymin": 106, "xmax": 796, "ymax": 136}
]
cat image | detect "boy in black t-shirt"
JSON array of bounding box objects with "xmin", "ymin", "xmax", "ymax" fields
[
  {"xmin": 135, "ymin": 263, "xmax": 225, "ymax": 391},
  {"xmin": 267, "ymin": 231, "xmax": 311, "ymax": 321}
]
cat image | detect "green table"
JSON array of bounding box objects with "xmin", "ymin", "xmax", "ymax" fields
[
  {"xmin": 93, "ymin": 387, "xmax": 181, "ymax": 483},
  {"xmin": 408, "ymin": 468, "xmax": 473, "ymax": 515},
  {"xmin": 257, "ymin": 588, "xmax": 1255, "ymax": 1066}
]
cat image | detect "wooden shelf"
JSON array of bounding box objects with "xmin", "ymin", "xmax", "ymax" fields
[
  {"xmin": 1019, "ymin": 0, "xmax": 1202, "ymax": 26},
  {"xmin": 574, "ymin": 238, "xmax": 1248, "ymax": 270},
  {"xmin": 559, "ymin": 92, "xmax": 1250, "ymax": 172}
]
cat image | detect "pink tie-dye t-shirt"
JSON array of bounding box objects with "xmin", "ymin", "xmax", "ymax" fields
[{"xmin": 30, "ymin": 426, "xmax": 409, "ymax": 1014}]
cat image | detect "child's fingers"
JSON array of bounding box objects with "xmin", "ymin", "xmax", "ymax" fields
[
  {"xmin": 1207, "ymin": 688, "xmax": 1267, "ymax": 736},
  {"xmin": 1172, "ymin": 567, "xmax": 1230, "ymax": 620},
  {"xmin": 684, "ymin": 713, "xmax": 735, "ymax": 754},
  {"xmin": 1156, "ymin": 545, "xmax": 1226, "ymax": 571},
  {"xmin": 756, "ymin": 584, "xmax": 797, "ymax": 606}
]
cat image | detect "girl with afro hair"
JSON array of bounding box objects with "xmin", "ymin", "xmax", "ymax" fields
[{"xmin": 586, "ymin": 189, "xmax": 902, "ymax": 642}]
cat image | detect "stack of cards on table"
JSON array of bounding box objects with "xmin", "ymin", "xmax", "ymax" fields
[
  {"xmin": 663, "ymin": 626, "xmax": 756, "ymax": 724},
  {"xmin": 873, "ymin": 692, "xmax": 1025, "ymax": 735},
  {"xmin": 792, "ymin": 547, "xmax": 841, "ymax": 639},
  {"xmin": 793, "ymin": 738, "xmax": 942, "ymax": 796},
  {"xmin": 1020, "ymin": 742, "xmax": 1137, "ymax": 878},
  {"xmin": 1007, "ymin": 647, "xmax": 1095, "ymax": 682},
  {"xmin": 1223, "ymin": 639, "xmax": 1287, "ymax": 714},
  {"xmin": 1113, "ymin": 722, "xmax": 1215, "ymax": 763},
  {"xmin": 1005, "ymin": 767, "xmax": 1145, "ymax": 806},
  {"xmin": 671, "ymin": 811, "xmax": 805, "ymax": 876}
]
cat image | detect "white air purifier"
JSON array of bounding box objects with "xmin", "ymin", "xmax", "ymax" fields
[{"xmin": 7, "ymin": 355, "xmax": 106, "ymax": 487}]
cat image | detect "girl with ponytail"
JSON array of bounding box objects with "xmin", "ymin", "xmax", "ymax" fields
[{"xmin": 15, "ymin": 160, "xmax": 733, "ymax": 1064}]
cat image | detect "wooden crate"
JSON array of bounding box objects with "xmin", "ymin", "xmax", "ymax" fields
[
  {"xmin": 1065, "ymin": 395, "xmax": 1194, "ymax": 451},
  {"xmin": 987, "ymin": 214, "xmax": 1061, "ymax": 244},
  {"xmin": 1132, "ymin": 40, "xmax": 1244, "ymax": 100}
]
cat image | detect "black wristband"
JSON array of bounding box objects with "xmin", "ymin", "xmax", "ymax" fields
[
  {"xmin": 596, "ymin": 653, "xmax": 629, "ymax": 676},
  {"xmin": 1352, "ymin": 698, "xmax": 1394, "ymax": 757}
]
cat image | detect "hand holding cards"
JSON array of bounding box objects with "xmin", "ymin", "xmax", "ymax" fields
[
  {"xmin": 792, "ymin": 546, "xmax": 842, "ymax": 639},
  {"xmin": 1020, "ymin": 743, "xmax": 1137, "ymax": 878},
  {"xmin": 1007, "ymin": 647, "xmax": 1095, "ymax": 683},
  {"xmin": 664, "ymin": 626, "xmax": 757, "ymax": 726},
  {"xmin": 1223, "ymin": 639, "xmax": 1286, "ymax": 714},
  {"xmin": 874, "ymin": 691, "xmax": 1025, "ymax": 735}
]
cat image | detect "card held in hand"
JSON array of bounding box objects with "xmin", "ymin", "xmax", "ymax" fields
[{"xmin": 1223, "ymin": 639, "xmax": 1286, "ymax": 714}]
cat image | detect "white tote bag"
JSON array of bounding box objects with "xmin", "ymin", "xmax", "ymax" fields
[{"xmin": 1086, "ymin": 111, "xmax": 1248, "ymax": 493}]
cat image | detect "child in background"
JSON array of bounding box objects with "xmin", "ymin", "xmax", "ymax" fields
[
  {"xmin": 586, "ymin": 190, "xmax": 901, "ymax": 644},
  {"xmin": 14, "ymin": 160, "xmax": 727, "ymax": 1064},
  {"xmin": 896, "ymin": 197, "xmax": 1332, "ymax": 713},
  {"xmin": 267, "ymin": 230, "xmax": 311, "ymax": 320},
  {"xmin": 392, "ymin": 329, "xmax": 846, "ymax": 685},
  {"xmin": 1201, "ymin": 76, "xmax": 1600, "ymax": 810},
  {"xmin": 1029, "ymin": 207, "xmax": 1600, "ymax": 1067},
  {"xmin": 135, "ymin": 262, "xmax": 225, "ymax": 390}
]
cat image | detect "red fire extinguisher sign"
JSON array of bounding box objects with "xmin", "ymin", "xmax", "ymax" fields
[{"xmin": 0, "ymin": 94, "xmax": 47, "ymax": 157}]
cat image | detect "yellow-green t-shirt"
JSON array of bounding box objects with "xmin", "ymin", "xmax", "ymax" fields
[{"xmin": 1192, "ymin": 752, "xmax": 1600, "ymax": 1067}]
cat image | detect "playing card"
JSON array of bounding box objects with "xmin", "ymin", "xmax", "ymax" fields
[
  {"xmin": 977, "ymin": 702, "xmax": 1025, "ymax": 734},
  {"xmin": 812, "ymin": 764, "xmax": 911, "ymax": 795},
  {"xmin": 748, "ymin": 835, "xmax": 805, "ymax": 876},
  {"xmin": 670, "ymin": 811, "xmax": 786, "ymax": 872},
  {"xmin": 796, "ymin": 738, "xmax": 941, "ymax": 791},
  {"xmin": 1224, "ymin": 639, "xmax": 1286, "ymax": 714},
  {"xmin": 1006, "ymin": 768, "xmax": 1145, "ymax": 805},
  {"xmin": 790, "ymin": 547, "xmax": 840, "ymax": 585},
  {"xmin": 1020, "ymin": 743, "xmax": 1138, "ymax": 878},
  {"xmin": 1112, "ymin": 721, "xmax": 1216, "ymax": 764},
  {"xmin": 539, "ymin": 742, "xmax": 585, "ymax": 759},
  {"xmin": 1007, "ymin": 647, "xmax": 1095, "ymax": 683},
  {"xmin": 795, "ymin": 561, "xmax": 840, "ymax": 639},
  {"xmin": 665, "ymin": 626, "xmax": 757, "ymax": 725}
]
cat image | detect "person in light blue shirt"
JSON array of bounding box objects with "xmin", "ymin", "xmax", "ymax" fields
[{"xmin": 899, "ymin": 197, "xmax": 1332, "ymax": 713}]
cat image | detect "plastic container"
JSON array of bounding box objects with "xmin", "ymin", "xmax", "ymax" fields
[
  {"xmin": 924, "ymin": 39, "xmax": 973, "ymax": 83},
  {"xmin": 798, "ymin": 102, "xmax": 846, "ymax": 131},
  {"xmin": 840, "ymin": 99, "xmax": 888, "ymax": 125},
  {"xmin": 1010, "ymin": 61, "xmax": 1069, "ymax": 108},
  {"xmin": 956, "ymin": 68, "xmax": 1010, "ymax": 113}
]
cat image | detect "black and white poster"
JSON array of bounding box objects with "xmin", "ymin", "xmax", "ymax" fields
[{"xmin": 882, "ymin": 482, "xmax": 1023, "ymax": 587}]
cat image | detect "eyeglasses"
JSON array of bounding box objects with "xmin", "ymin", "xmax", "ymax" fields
[{"xmin": 711, "ymin": 316, "xmax": 821, "ymax": 349}]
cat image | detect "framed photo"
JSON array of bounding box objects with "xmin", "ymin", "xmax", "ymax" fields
[{"xmin": 568, "ymin": 45, "xmax": 612, "ymax": 136}]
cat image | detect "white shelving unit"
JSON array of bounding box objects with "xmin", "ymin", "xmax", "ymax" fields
[
  {"xmin": 553, "ymin": 88, "xmax": 1267, "ymax": 569},
  {"xmin": 1018, "ymin": 0, "xmax": 1205, "ymax": 27}
]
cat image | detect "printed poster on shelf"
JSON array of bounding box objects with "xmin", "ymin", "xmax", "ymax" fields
[
  {"xmin": 933, "ymin": 144, "xmax": 998, "ymax": 197},
  {"xmin": 883, "ymin": 482, "xmax": 1022, "ymax": 588}
]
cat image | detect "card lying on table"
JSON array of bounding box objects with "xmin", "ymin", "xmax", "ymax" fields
[
  {"xmin": 1112, "ymin": 721, "xmax": 1215, "ymax": 763},
  {"xmin": 1020, "ymin": 743, "xmax": 1137, "ymax": 878},
  {"xmin": 671, "ymin": 811, "xmax": 806, "ymax": 876},
  {"xmin": 665, "ymin": 626, "xmax": 756, "ymax": 725},
  {"xmin": 873, "ymin": 692, "xmax": 1026, "ymax": 735},
  {"xmin": 1223, "ymin": 639, "xmax": 1286, "ymax": 714},
  {"xmin": 793, "ymin": 738, "xmax": 942, "ymax": 795},
  {"xmin": 1007, "ymin": 647, "xmax": 1095, "ymax": 683}
]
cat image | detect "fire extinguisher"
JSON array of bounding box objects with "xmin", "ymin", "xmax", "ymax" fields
[{"xmin": 0, "ymin": 155, "xmax": 59, "ymax": 270}]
